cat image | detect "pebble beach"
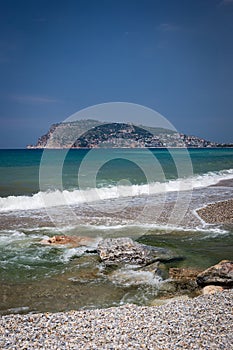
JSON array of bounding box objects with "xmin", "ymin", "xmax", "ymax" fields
[
  {"xmin": 197, "ymin": 199, "xmax": 233, "ymax": 224},
  {"xmin": 1, "ymin": 290, "xmax": 233, "ymax": 350}
]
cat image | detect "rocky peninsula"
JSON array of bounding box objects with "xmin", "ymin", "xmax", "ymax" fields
[{"xmin": 27, "ymin": 119, "xmax": 220, "ymax": 149}]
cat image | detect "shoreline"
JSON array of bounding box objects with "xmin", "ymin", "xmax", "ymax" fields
[{"xmin": 1, "ymin": 290, "xmax": 232, "ymax": 349}]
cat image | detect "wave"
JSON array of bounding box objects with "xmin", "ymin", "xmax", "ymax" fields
[
  {"xmin": 1, "ymin": 168, "xmax": 233, "ymax": 213},
  {"xmin": 83, "ymin": 223, "xmax": 230, "ymax": 235},
  {"xmin": 108, "ymin": 266, "xmax": 163, "ymax": 287}
]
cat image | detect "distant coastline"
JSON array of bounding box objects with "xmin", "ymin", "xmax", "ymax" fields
[
  {"xmin": 26, "ymin": 146, "xmax": 233, "ymax": 150},
  {"xmin": 27, "ymin": 119, "xmax": 233, "ymax": 149}
]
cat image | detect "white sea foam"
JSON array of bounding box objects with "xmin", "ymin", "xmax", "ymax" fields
[
  {"xmin": 58, "ymin": 238, "xmax": 101, "ymax": 263},
  {"xmin": 0, "ymin": 231, "xmax": 28, "ymax": 245},
  {"xmin": 109, "ymin": 266, "xmax": 163, "ymax": 287},
  {"xmin": 82, "ymin": 222, "xmax": 229, "ymax": 235},
  {"xmin": 60, "ymin": 247, "xmax": 88, "ymax": 262},
  {"xmin": 1, "ymin": 168, "xmax": 233, "ymax": 213}
]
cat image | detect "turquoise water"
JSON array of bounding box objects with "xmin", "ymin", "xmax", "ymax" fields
[
  {"xmin": 0, "ymin": 148, "xmax": 233, "ymax": 314},
  {"xmin": 1, "ymin": 148, "xmax": 233, "ymax": 196}
]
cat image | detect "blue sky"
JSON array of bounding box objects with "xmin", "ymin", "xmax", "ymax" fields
[{"xmin": 0, "ymin": 0, "xmax": 233, "ymax": 147}]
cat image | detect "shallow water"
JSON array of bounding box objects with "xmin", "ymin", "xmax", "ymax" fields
[
  {"xmin": 0, "ymin": 222, "xmax": 232, "ymax": 315},
  {"xmin": 0, "ymin": 149, "xmax": 233, "ymax": 314}
]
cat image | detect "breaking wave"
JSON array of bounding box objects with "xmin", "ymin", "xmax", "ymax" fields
[{"xmin": 1, "ymin": 168, "xmax": 233, "ymax": 213}]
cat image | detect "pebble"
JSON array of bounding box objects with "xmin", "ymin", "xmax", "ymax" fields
[
  {"xmin": 196, "ymin": 199, "xmax": 233, "ymax": 224},
  {"xmin": 0, "ymin": 290, "xmax": 233, "ymax": 349}
]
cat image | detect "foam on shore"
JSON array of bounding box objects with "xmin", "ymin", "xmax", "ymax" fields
[{"xmin": 1, "ymin": 168, "xmax": 233, "ymax": 213}]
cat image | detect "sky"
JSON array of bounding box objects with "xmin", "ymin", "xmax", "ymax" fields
[{"xmin": 0, "ymin": 0, "xmax": 233, "ymax": 148}]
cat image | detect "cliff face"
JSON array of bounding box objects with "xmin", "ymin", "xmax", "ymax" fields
[
  {"xmin": 27, "ymin": 119, "xmax": 217, "ymax": 149},
  {"xmin": 34, "ymin": 123, "xmax": 59, "ymax": 148},
  {"xmin": 27, "ymin": 120, "xmax": 102, "ymax": 149}
]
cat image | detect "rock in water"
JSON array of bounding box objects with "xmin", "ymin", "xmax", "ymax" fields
[
  {"xmin": 197, "ymin": 260, "xmax": 233, "ymax": 287},
  {"xmin": 40, "ymin": 235, "xmax": 97, "ymax": 248},
  {"xmin": 169, "ymin": 267, "xmax": 203, "ymax": 281},
  {"xmin": 167, "ymin": 267, "xmax": 203, "ymax": 294},
  {"xmin": 202, "ymin": 285, "xmax": 224, "ymax": 295},
  {"xmin": 97, "ymin": 237, "xmax": 176, "ymax": 265}
]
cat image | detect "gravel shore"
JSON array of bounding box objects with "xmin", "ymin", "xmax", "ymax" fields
[
  {"xmin": 1, "ymin": 290, "xmax": 232, "ymax": 350},
  {"xmin": 196, "ymin": 199, "xmax": 233, "ymax": 224}
]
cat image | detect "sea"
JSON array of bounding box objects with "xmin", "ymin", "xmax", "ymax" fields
[{"xmin": 0, "ymin": 148, "xmax": 233, "ymax": 314}]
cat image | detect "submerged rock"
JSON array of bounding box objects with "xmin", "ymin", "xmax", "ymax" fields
[
  {"xmin": 169, "ymin": 267, "xmax": 203, "ymax": 281},
  {"xmin": 159, "ymin": 267, "xmax": 204, "ymax": 296},
  {"xmin": 157, "ymin": 280, "xmax": 178, "ymax": 294},
  {"xmin": 150, "ymin": 295, "xmax": 190, "ymax": 307},
  {"xmin": 196, "ymin": 260, "xmax": 233, "ymax": 287},
  {"xmin": 97, "ymin": 237, "xmax": 177, "ymax": 266}
]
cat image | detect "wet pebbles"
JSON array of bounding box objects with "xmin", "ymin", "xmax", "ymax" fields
[
  {"xmin": 197, "ymin": 199, "xmax": 233, "ymax": 224},
  {"xmin": 0, "ymin": 290, "xmax": 233, "ymax": 349}
]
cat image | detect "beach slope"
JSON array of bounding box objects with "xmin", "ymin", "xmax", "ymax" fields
[{"xmin": 0, "ymin": 290, "xmax": 232, "ymax": 349}]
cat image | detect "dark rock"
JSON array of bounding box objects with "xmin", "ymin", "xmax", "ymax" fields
[
  {"xmin": 196, "ymin": 260, "xmax": 233, "ymax": 287},
  {"xmin": 97, "ymin": 237, "xmax": 177, "ymax": 266}
]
